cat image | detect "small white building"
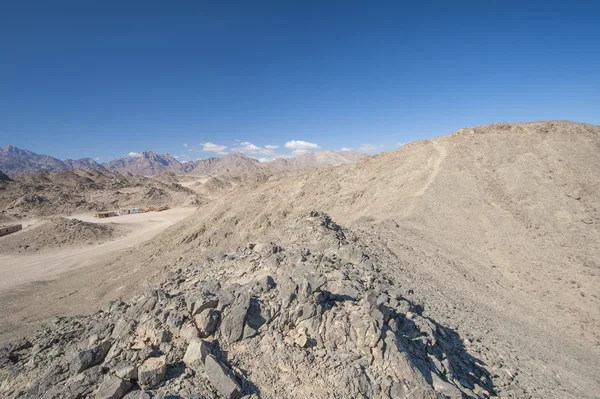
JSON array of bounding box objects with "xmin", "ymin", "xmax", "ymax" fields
[{"xmin": 119, "ymin": 208, "xmax": 139, "ymax": 215}]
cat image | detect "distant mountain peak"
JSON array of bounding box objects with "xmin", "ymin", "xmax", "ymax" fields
[{"xmin": 1, "ymin": 145, "xmax": 367, "ymax": 177}]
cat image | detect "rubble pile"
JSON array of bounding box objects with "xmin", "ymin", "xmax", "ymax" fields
[{"xmin": 0, "ymin": 212, "xmax": 500, "ymax": 398}]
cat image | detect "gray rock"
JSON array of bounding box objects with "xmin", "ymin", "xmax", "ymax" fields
[
  {"xmin": 183, "ymin": 338, "xmax": 212, "ymax": 372},
  {"xmin": 245, "ymin": 298, "xmax": 267, "ymax": 331},
  {"xmin": 179, "ymin": 322, "xmax": 200, "ymax": 342},
  {"xmin": 95, "ymin": 375, "xmax": 133, "ymax": 399},
  {"xmin": 431, "ymin": 374, "xmax": 462, "ymax": 398},
  {"xmin": 70, "ymin": 340, "xmax": 112, "ymax": 374},
  {"xmin": 122, "ymin": 391, "xmax": 153, "ymax": 399},
  {"xmin": 220, "ymin": 292, "xmax": 250, "ymax": 343},
  {"xmin": 115, "ymin": 361, "xmax": 138, "ymax": 380},
  {"xmin": 194, "ymin": 308, "xmax": 219, "ymax": 337},
  {"xmin": 187, "ymin": 295, "xmax": 219, "ymax": 316},
  {"xmin": 137, "ymin": 356, "xmax": 166, "ymax": 389},
  {"xmin": 204, "ymin": 354, "xmax": 242, "ymax": 399}
]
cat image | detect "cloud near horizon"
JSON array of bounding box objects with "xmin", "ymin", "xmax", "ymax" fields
[
  {"xmin": 284, "ymin": 140, "xmax": 320, "ymax": 150},
  {"xmin": 358, "ymin": 144, "xmax": 384, "ymax": 153},
  {"xmin": 231, "ymin": 141, "xmax": 275, "ymax": 156},
  {"xmin": 127, "ymin": 152, "xmax": 141, "ymax": 157},
  {"xmin": 292, "ymin": 149, "xmax": 309, "ymax": 155},
  {"xmin": 201, "ymin": 142, "xmax": 227, "ymax": 152}
]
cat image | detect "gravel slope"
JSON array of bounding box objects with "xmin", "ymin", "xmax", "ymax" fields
[{"xmin": 1, "ymin": 121, "xmax": 598, "ymax": 398}]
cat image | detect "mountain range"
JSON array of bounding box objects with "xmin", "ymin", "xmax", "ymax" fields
[{"xmin": 0, "ymin": 145, "xmax": 366, "ymax": 178}]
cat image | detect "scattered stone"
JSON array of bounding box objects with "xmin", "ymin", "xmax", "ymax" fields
[
  {"xmin": 194, "ymin": 308, "xmax": 219, "ymax": 337},
  {"xmin": 115, "ymin": 361, "xmax": 138, "ymax": 380},
  {"xmin": 294, "ymin": 333, "xmax": 308, "ymax": 348},
  {"xmin": 220, "ymin": 293, "xmax": 251, "ymax": 343},
  {"xmin": 187, "ymin": 295, "xmax": 219, "ymax": 317},
  {"xmin": 71, "ymin": 340, "xmax": 112, "ymax": 374},
  {"xmin": 183, "ymin": 338, "xmax": 212, "ymax": 372},
  {"xmin": 95, "ymin": 375, "xmax": 133, "ymax": 399},
  {"xmin": 204, "ymin": 354, "xmax": 242, "ymax": 399},
  {"xmin": 137, "ymin": 356, "xmax": 166, "ymax": 389}
]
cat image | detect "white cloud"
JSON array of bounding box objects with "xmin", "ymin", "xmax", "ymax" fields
[
  {"xmin": 173, "ymin": 155, "xmax": 179, "ymax": 159},
  {"xmin": 265, "ymin": 144, "xmax": 279, "ymax": 149},
  {"xmin": 340, "ymin": 147, "xmax": 352, "ymax": 152},
  {"xmin": 94, "ymin": 157, "xmax": 101, "ymax": 161},
  {"xmin": 358, "ymin": 144, "xmax": 384, "ymax": 154},
  {"xmin": 231, "ymin": 141, "xmax": 275, "ymax": 155},
  {"xmin": 284, "ymin": 140, "xmax": 320, "ymax": 150},
  {"xmin": 217, "ymin": 151, "xmax": 228, "ymax": 155},
  {"xmin": 183, "ymin": 143, "xmax": 188, "ymax": 148},
  {"xmin": 202, "ymin": 142, "xmax": 227, "ymax": 152},
  {"xmin": 397, "ymin": 142, "xmax": 406, "ymax": 148},
  {"xmin": 292, "ymin": 149, "xmax": 309, "ymax": 155},
  {"xmin": 128, "ymin": 152, "xmax": 141, "ymax": 157}
]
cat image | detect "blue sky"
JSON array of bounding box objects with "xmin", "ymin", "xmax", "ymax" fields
[{"xmin": 1, "ymin": 1, "xmax": 599, "ymax": 162}]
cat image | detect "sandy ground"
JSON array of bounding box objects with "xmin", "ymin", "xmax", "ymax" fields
[
  {"xmin": 0, "ymin": 208, "xmax": 195, "ymax": 291},
  {"xmin": 178, "ymin": 176, "xmax": 210, "ymax": 187},
  {"xmin": 0, "ymin": 207, "xmax": 197, "ymax": 343}
]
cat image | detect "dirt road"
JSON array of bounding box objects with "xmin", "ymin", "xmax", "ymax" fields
[{"xmin": 0, "ymin": 207, "xmax": 196, "ymax": 291}]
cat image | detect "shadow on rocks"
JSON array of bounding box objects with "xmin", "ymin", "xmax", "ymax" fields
[{"xmin": 382, "ymin": 299, "xmax": 497, "ymax": 398}]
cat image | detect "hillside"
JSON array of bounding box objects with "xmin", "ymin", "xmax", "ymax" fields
[
  {"xmin": 268, "ymin": 149, "xmax": 367, "ymax": 171},
  {"xmin": 1, "ymin": 121, "xmax": 599, "ymax": 398},
  {"xmin": 0, "ymin": 169, "xmax": 201, "ymax": 223},
  {"xmin": 103, "ymin": 151, "xmax": 186, "ymax": 175},
  {"xmin": 0, "ymin": 217, "xmax": 129, "ymax": 254},
  {"xmin": 0, "ymin": 145, "xmax": 71, "ymax": 177}
]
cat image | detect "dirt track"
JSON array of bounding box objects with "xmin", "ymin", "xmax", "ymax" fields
[{"xmin": 0, "ymin": 208, "xmax": 195, "ymax": 342}]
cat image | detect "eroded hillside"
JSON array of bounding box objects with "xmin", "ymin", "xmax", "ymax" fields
[
  {"xmin": 0, "ymin": 169, "xmax": 202, "ymax": 223},
  {"xmin": 1, "ymin": 121, "xmax": 599, "ymax": 398}
]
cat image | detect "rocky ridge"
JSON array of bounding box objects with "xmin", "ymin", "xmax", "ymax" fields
[
  {"xmin": 1, "ymin": 145, "xmax": 367, "ymax": 178},
  {"xmin": 0, "ymin": 146, "xmax": 105, "ymax": 178},
  {"xmin": 0, "ymin": 212, "xmax": 499, "ymax": 399},
  {"xmin": 1, "ymin": 121, "xmax": 599, "ymax": 398}
]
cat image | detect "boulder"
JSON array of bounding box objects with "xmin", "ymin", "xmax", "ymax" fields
[
  {"xmin": 115, "ymin": 361, "xmax": 138, "ymax": 380},
  {"xmin": 70, "ymin": 340, "xmax": 112, "ymax": 374},
  {"xmin": 179, "ymin": 322, "xmax": 200, "ymax": 342},
  {"xmin": 137, "ymin": 356, "xmax": 166, "ymax": 389},
  {"xmin": 187, "ymin": 295, "xmax": 219, "ymax": 316},
  {"xmin": 204, "ymin": 354, "xmax": 242, "ymax": 399},
  {"xmin": 95, "ymin": 375, "xmax": 133, "ymax": 399},
  {"xmin": 183, "ymin": 338, "xmax": 212, "ymax": 372},
  {"xmin": 122, "ymin": 391, "xmax": 153, "ymax": 399},
  {"xmin": 220, "ymin": 293, "xmax": 250, "ymax": 343},
  {"xmin": 194, "ymin": 308, "xmax": 219, "ymax": 337}
]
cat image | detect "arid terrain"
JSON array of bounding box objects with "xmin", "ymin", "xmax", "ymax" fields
[
  {"xmin": 1, "ymin": 121, "xmax": 599, "ymax": 398},
  {"xmin": 0, "ymin": 168, "xmax": 201, "ymax": 224}
]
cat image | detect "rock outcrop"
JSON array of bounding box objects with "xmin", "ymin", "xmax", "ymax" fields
[{"xmin": 0, "ymin": 212, "xmax": 497, "ymax": 398}]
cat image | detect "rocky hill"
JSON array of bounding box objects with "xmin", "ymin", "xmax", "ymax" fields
[
  {"xmin": 1, "ymin": 121, "xmax": 599, "ymax": 398},
  {"xmin": 63, "ymin": 158, "xmax": 106, "ymax": 171},
  {"xmin": 187, "ymin": 153, "xmax": 265, "ymax": 176},
  {"xmin": 268, "ymin": 149, "xmax": 367, "ymax": 171},
  {"xmin": 103, "ymin": 152, "xmax": 186, "ymax": 176},
  {"xmin": 0, "ymin": 169, "xmax": 201, "ymax": 223},
  {"xmin": 0, "ymin": 145, "xmax": 71, "ymax": 177},
  {"xmin": 0, "ymin": 146, "xmax": 107, "ymax": 178},
  {"xmin": 0, "ymin": 217, "xmax": 129, "ymax": 254}
]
